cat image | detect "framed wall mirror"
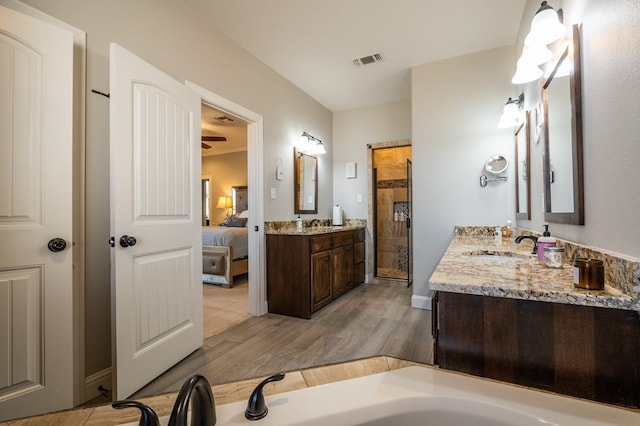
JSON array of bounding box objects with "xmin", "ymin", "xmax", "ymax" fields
[
  {"xmin": 515, "ymin": 111, "xmax": 531, "ymax": 220},
  {"xmin": 542, "ymin": 24, "xmax": 584, "ymax": 225},
  {"xmin": 294, "ymin": 148, "xmax": 318, "ymax": 214}
]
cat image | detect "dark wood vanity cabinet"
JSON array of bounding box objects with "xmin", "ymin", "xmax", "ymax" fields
[
  {"xmin": 434, "ymin": 291, "xmax": 640, "ymax": 408},
  {"xmin": 267, "ymin": 228, "xmax": 365, "ymax": 319}
]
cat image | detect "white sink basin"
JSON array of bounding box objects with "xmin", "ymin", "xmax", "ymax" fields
[{"xmin": 462, "ymin": 250, "xmax": 531, "ymax": 261}]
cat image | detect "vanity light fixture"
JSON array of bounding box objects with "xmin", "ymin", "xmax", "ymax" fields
[
  {"xmin": 498, "ymin": 94, "xmax": 524, "ymax": 129},
  {"xmin": 512, "ymin": 1, "xmax": 565, "ymax": 85},
  {"xmin": 298, "ymin": 131, "xmax": 326, "ymax": 155}
]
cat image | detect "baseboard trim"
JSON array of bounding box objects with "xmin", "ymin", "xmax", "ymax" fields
[
  {"xmin": 411, "ymin": 295, "xmax": 432, "ymax": 310},
  {"xmin": 84, "ymin": 368, "xmax": 112, "ymax": 403}
]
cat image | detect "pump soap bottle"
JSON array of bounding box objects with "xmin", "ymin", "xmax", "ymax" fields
[{"xmin": 537, "ymin": 224, "xmax": 556, "ymax": 262}]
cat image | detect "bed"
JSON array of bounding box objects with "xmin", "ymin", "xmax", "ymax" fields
[{"xmin": 202, "ymin": 222, "xmax": 248, "ymax": 288}]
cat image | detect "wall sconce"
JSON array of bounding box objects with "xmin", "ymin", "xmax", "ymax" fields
[
  {"xmin": 524, "ymin": 1, "xmax": 565, "ymax": 47},
  {"xmin": 216, "ymin": 195, "xmax": 232, "ymax": 216},
  {"xmin": 497, "ymin": 93, "xmax": 524, "ymax": 129},
  {"xmin": 297, "ymin": 131, "xmax": 326, "ymax": 155},
  {"xmin": 512, "ymin": 1, "xmax": 565, "ymax": 85}
]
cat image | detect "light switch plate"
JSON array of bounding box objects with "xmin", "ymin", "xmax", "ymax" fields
[
  {"xmin": 346, "ymin": 162, "xmax": 357, "ymax": 179},
  {"xmin": 271, "ymin": 187, "xmax": 276, "ymax": 199}
]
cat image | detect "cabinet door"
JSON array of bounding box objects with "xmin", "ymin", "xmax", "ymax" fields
[
  {"xmin": 311, "ymin": 250, "xmax": 332, "ymax": 312},
  {"xmin": 332, "ymin": 245, "xmax": 353, "ymax": 298}
]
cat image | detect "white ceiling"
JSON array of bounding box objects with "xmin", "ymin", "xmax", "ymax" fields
[
  {"xmin": 201, "ymin": 104, "xmax": 248, "ymax": 157},
  {"xmin": 184, "ymin": 0, "xmax": 526, "ymax": 112}
]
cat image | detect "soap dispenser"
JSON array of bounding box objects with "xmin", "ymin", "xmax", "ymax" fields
[
  {"xmin": 296, "ymin": 215, "xmax": 302, "ymax": 231},
  {"xmin": 537, "ymin": 224, "xmax": 556, "ymax": 262}
]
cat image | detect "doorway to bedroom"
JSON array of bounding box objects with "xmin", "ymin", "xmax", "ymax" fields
[{"xmin": 200, "ymin": 102, "xmax": 251, "ymax": 338}]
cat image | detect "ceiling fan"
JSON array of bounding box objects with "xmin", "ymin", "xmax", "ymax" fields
[{"xmin": 201, "ymin": 135, "xmax": 227, "ymax": 149}]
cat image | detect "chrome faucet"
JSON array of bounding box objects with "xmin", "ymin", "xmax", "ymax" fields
[
  {"xmin": 514, "ymin": 235, "xmax": 538, "ymax": 254},
  {"xmin": 168, "ymin": 374, "xmax": 216, "ymax": 426}
]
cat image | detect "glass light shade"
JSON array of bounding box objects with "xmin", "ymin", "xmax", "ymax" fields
[
  {"xmin": 314, "ymin": 141, "xmax": 326, "ymax": 155},
  {"xmin": 525, "ymin": 6, "xmax": 566, "ymax": 46},
  {"xmin": 520, "ymin": 44, "xmax": 552, "ymax": 66},
  {"xmin": 497, "ymin": 99, "xmax": 521, "ymax": 128},
  {"xmin": 512, "ymin": 58, "xmax": 543, "ymax": 84},
  {"xmin": 216, "ymin": 196, "xmax": 232, "ymax": 209},
  {"xmin": 497, "ymin": 114, "xmax": 518, "ymax": 129}
]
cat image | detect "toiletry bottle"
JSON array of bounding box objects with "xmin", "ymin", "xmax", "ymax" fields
[
  {"xmin": 502, "ymin": 220, "xmax": 513, "ymax": 238},
  {"xmin": 494, "ymin": 226, "xmax": 502, "ymax": 243},
  {"xmin": 296, "ymin": 215, "xmax": 302, "ymax": 231},
  {"xmin": 537, "ymin": 224, "xmax": 556, "ymax": 261}
]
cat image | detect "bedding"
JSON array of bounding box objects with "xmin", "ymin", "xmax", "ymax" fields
[{"xmin": 202, "ymin": 226, "xmax": 248, "ymax": 260}]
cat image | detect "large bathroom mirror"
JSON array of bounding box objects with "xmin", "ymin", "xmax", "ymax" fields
[
  {"xmin": 294, "ymin": 148, "xmax": 318, "ymax": 214},
  {"xmin": 542, "ymin": 24, "xmax": 584, "ymax": 225},
  {"xmin": 515, "ymin": 112, "xmax": 531, "ymax": 219}
]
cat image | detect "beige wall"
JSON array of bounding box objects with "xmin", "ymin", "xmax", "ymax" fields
[
  {"xmin": 20, "ymin": 0, "xmax": 333, "ymax": 378},
  {"xmin": 332, "ymin": 100, "xmax": 412, "ymax": 220},
  {"xmin": 202, "ymin": 152, "xmax": 248, "ymax": 225},
  {"xmin": 410, "ymin": 46, "xmax": 517, "ymax": 298},
  {"xmin": 336, "ymin": 0, "xmax": 640, "ymax": 302},
  {"xmin": 514, "ymin": 0, "xmax": 640, "ymax": 256}
]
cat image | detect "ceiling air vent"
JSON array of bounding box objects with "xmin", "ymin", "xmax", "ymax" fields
[{"xmin": 352, "ymin": 53, "xmax": 384, "ymax": 67}]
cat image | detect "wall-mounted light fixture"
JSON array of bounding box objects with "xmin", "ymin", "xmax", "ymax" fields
[
  {"xmin": 216, "ymin": 195, "xmax": 232, "ymax": 216},
  {"xmin": 497, "ymin": 93, "xmax": 524, "ymax": 129},
  {"xmin": 512, "ymin": 1, "xmax": 565, "ymax": 85},
  {"xmin": 297, "ymin": 131, "xmax": 326, "ymax": 155}
]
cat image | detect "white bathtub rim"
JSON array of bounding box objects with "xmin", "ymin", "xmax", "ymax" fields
[{"xmin": 119, "ymin": 365, "xmax": 640, "ymax": 425}]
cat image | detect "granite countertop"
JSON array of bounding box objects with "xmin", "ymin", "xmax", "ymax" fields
[
  {"xmin": 265, "ymin": 224, "xmax": 366, "ymax": 236},
  {"xmin": 429, "ymin": 236, "xmax": 640, "ymax": 311}
]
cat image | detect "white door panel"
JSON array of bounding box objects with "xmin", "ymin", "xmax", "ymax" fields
[
  {"xmin": 0, "ymin": 3, "xmax": 74, "ymax": 421},
  {"xmin": 110, "ymin": 43, "xmax": 202, "ymax": 399}
]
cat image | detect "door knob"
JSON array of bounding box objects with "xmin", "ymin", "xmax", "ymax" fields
[
  {"xmin": 47, "ymin": 238, "xmax": 67, "ymax": 252},
  {"xmin": 119, "ymin": 235, "xmax": 137, "ymax": 248}
]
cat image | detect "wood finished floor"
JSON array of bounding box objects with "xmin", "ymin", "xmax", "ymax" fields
[{"xmin": 132, "ymin": 281, "xmax": 433, "ymax": 399}]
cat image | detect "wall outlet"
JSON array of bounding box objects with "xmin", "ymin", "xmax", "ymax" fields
[{"xmin": 356, "ymin": 194, "xmax": 362, "ymax": 203}]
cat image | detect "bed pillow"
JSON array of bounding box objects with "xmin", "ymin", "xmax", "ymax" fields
[
  {"xmin": 223, "ymin": 216, "xmax": 247, "ymax": 227},
  {"xmin": 219, "ymin": 215, "xmax": 234, "ymax": 226},
  {"xmin": 238, "ymin": 210, "xmax": 249, "ymax": 218}
]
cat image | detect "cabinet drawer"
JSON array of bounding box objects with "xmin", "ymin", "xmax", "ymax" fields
[
  {"xmin": 310, "ymin": 235, "xmax": 332, "ymax": 253},
  {"xmin": 332, "ymin": 231, "xmax": 353, "ymax": 247},
  {"xmin": 354, "ymin": 228, "xmax": 365, "ymax": 243}
]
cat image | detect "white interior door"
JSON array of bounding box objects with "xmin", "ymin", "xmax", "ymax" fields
[
  {"xmin": 0, "ymin": 4, "xmax": 74, "ymax": 421},
  {"xmin": 110, "ymin": 43, "xmax": 203, "ymax": 399}
]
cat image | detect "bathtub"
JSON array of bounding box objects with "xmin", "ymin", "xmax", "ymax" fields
[{"xmin": 122, "ymin": 366, "xmax": 639, "ymax": 425}]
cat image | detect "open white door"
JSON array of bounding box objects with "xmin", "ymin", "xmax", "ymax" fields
[
  {"xmin": 110, "ymin": 43, "xmax": 203, "ymax": 399},
  {"xmin": 0, "ymin": 4, "xmax": 74, "ymax": 421}
]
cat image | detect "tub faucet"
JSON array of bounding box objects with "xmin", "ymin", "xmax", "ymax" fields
[
  {"xmin": 168, "ymin": 374, "xmax": 216, "ymax": 426},
  {"xmin": 514, "ymin": 235, "xmax": 538, "ymax": 254},
  {"xmin": 245, "ymin": 372, "xmax": 286, "ymax": 420},
  {"xmin": 112, "ymin": 400, "xmax": 160, "ymax": 426}
]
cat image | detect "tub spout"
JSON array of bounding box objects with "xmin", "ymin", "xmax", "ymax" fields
[
  {"xmin": 168, "ymin": 374, "xmax": 216, "ymax": 426},
  {"xmin": 514, "ymin": 235, "xmax": 538, "ymax": 254}
]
